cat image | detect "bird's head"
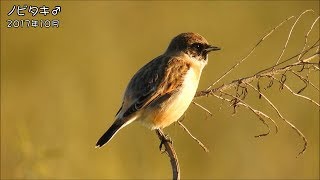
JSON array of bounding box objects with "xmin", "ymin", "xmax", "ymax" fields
[{"xmin": 166, "ymin": 32, "xmax": 220, "ymax": 62}]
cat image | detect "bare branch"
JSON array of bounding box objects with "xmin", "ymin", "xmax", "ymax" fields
[
  {"xmin": 177, "ymin": 121, "xmax": 209, "ymax": 152},
  {"xmin": 156, "ymin": 129, "xmax": 180, "ymax": 180},
  {"xmin": 194, "ymin": 50, "xmax": 317, "ymax": 156},
  {"xmin": 195, "ymin": 53, "xmax": 319, "ymax": 98}
]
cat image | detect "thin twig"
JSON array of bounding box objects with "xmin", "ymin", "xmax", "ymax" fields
[
  {"xmin": 272, "ymin": 76, "xmax": 320, "ymax": 107},
  {"xmin": 298, "ymin": 16, "xmax": 320, "ymax": 61},
  {"xmin": 218, "ymin": 91, "xmax": 278, "ymax": 138},
  {"xmin": 290, "ymin": 70, "xmax": 319, "ymax": 92},
  {"xmin": 256, "ymin": 38, "xmax": 319, "ymax": 77},
  {"xmin": 194, "ymin": 10, "xmax": 318, "ymax": 160},
  {"xmin": 275, "ymin": 10, "xmax": 314, "ymax": 65},
  {"xmin": 192, "ymin": 101, "xmax": 213, "ymax": 116},
  {"xmin": 245, "ymin": 82, "xmax": 308, "ymax": 157},
  {"xmin": 244, "ymin": 82, "xmax": 280, "ymax": 133},
  {"xmin": 177, "ymin": 121, "xmax": 209, "ymax": 152},
  {"xmin": 155, "ymin": 129, "xmax": 180, "ymax": 180},
  {"xmin": 195, "ymin": 53, "xmax": 319, "ymax": 98},
  {"xmin": 205, "ymin": 15, "xmax": 295, "ymax": 91}
]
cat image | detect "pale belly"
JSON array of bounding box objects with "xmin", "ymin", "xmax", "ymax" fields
[{"xmin": 139, "ymin": 68, "xmax": 201, "ymax": 129}]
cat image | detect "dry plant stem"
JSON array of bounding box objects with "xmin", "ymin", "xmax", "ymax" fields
[
  {"xmin": 313, "ymin": 64, "xmax": 320, "ymax": 71},
  {"xmin": 290, "ymin": 70, "xmax": 319, "ymax": 91},
  {"xmin": 205, "ymin": 15, "xmax": 295, "ymax": 91},
  {"xmin": 272, "ymin": 78, "xmax": 311, "ymax": 156},
  {"xmin": 213, "ymin": 93, "xmax": 275, "ymax": 137},
  {"xmin": 275, "ymin": 10, "xmax": 314, "ymax": 65},
  {"xmin": 258, "ymin": 43, "xmax": 318, "ymax": 75},
  {"xmin": 205, "ymin": 10, "xmax": 317, "ymax": 92},
  {"xmin": 298, "ymin": 16, "xmax": 320, "ymax": 61},
  {"xmin": 177, "ymin": 121, "xmax": 209, "ymax": 152},
  {"xmin": 212, "ymin": 92, "xmax": 277, "ymax": 137},
  {"xmin": 192, "ymin": 101, "xmax": 213, "ymax": 116},
  {"xmin": 194, "ymin": 53, "xmax": 318, "ymax": 156},
  {"xmin": 245, "ymin": 82, "xmax": 280, "ymax": 133},
  {"xmin": 156, "ymin": 129, "xmax": 180, "ymax": 180},
  {"xmin": 195, "ymin": 53, "xmax": 319, "ymax": 98},
  {"xmin": 219, "ymin": 91, "xmax": 277, "ymax": 137},
  {"xmin": 272, "ymin": 76, "xmax": 320, "ymax": 107},
  {"xmin": 245, "ymin": 82, "xmax": 308, "ymax": 156},
  {"xmin": 192, "ymin": 10, "xmax": 318, "ymax": 160}
]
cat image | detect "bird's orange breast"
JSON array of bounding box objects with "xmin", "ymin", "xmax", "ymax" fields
[{"xmin": 141, "ymin": 66, "xmax": 201, "ymax": 129}]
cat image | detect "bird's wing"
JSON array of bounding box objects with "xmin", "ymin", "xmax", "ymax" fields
[{"xmin": 117, "ymin": 55, "xmax": 191, "ymax": 119}]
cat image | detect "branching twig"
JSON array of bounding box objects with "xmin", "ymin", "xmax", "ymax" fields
[
  {"xmin": 205, "ymin": 15, "xmax": 295, "ymax": 90},
  {"xmin": 212, "ymin": 92, "xmax": 279, "ymax": 138},
  {"xmin": 245, "ymin": 82, "xmax": 308, "ymax": 156},
  {"xmin": 195, "ymin": 53, "xmax": 319, "ymax": 98},
  {"xmin": 275, "ymin": 10, "xmax": 314, "ymax": 65},
  {"xmin": 244, "ymin": 82, "xmax": 279, "ymax": 133},
  {"xmin": 220, "ymin": 91, "xmax": 278, "ymax": 137},
  {"xmin": 298, "ymin": 16, "xmax": 320, "ymax": 61},
  {"xmin": 290, "ymin": 70, "xmax": 319, "ymax": 92},
  {"xmin": 193, "ymin": 10, "xmax": 319, "ymax": 159},
  {"xmin": 272, "ymin": 76, "xmax": 320, "ymax": 107}
]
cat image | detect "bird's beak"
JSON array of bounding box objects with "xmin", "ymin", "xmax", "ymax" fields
[{"xmin": 205, "ymin": 45, "xmax": 221, "ymax": 52}]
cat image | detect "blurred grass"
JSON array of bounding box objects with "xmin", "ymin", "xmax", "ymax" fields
[{"xmin": 1, "ymin": 1, "xmax": 319, "ymax": 179}]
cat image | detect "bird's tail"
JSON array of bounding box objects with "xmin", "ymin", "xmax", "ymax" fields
[{"xmin": 95, "ymin": 117, "xmax": 135, "ymax": 148}]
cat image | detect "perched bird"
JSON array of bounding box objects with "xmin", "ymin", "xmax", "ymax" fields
[{"xmin": 96, "ymin": 32, "xmax": 220, "ymax": 148}]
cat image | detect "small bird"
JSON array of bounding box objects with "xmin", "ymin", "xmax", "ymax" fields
[{"xmin": 96, "ymin": 32, "xmax": 220, "ymax": 148}]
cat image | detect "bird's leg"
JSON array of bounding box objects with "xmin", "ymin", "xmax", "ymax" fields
[{"xmin": 156, "ymin": 129, "xmax": 173, "ymax": 153}]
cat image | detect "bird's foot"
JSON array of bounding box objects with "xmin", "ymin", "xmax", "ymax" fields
[{"xmin": 159, "ymin": 134, "xmax": 173, "ymax": 153}]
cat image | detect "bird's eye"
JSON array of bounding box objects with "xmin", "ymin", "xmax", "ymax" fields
[{"xmin": 191, "ymin": 43, "xmax": 203, "ymax": 51}]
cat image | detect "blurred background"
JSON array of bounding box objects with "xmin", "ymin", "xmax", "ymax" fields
[{"xmin": 1, "ymin": 1, "xmax": 319, "ymax": 179}]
